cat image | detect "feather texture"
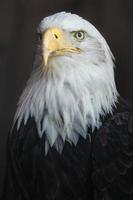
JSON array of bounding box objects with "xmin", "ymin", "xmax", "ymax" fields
[
  {"xmin": 92, "ymin": 98, "xmax": 133, "ymax": 200},
  {"xmin": 14, "ymin": 12, "xmax": 118, "ymax": 153},
  {"xmin": 2, "ymin": 98, "xmax": 133, "ymax": 200}
]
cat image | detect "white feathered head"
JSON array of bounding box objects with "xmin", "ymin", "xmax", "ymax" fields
[{"xmin": 15, "ymin": 12, "xmax": 118, "ymax": 154}]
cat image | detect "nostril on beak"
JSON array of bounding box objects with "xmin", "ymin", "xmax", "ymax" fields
[{"xmin": 54, "ymin": 34, "xmax": 58, "ymax": 39}]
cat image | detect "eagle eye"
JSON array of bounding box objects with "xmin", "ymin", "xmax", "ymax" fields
[{"xmin": 72, "ymin": 31, "xmax": 85, "ymax": 41}]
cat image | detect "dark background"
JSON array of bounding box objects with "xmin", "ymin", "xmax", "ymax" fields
[{"xmin": 0, "ymin": 0, "xmax": 133, "ymax": 194}]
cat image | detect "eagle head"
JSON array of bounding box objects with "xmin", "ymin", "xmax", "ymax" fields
[{"xmin": 15, "ymin": 12, "xmax": 118, "ymax": 154}]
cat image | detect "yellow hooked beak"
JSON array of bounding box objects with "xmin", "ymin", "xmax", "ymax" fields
[{"xmin": 42, "ymin": 27, "xmax": 80, "ymax": 66}]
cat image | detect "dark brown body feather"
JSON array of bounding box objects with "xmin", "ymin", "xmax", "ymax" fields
[{"xmin": 1, "ymin": 98, "xmax": 133, "ymax": 200}]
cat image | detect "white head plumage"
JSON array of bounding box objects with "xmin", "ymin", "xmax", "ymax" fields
[{"xmin": 14, "ymin": 12, "xmax": 118, "ymax": 154}]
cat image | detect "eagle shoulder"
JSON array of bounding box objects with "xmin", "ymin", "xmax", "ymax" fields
[{"xmin": 92, "ymin": 105, "xmax": 133, "ymax": 199}]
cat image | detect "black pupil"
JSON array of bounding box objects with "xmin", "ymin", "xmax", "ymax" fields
[{"xmin": 77, "ymin": 32, "xmax": 82, "ymax": 38}]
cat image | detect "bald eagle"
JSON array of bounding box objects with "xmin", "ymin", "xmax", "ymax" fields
[{"xmin": 1, "ymin": 12, "xmax": 133, "ymax": 200}]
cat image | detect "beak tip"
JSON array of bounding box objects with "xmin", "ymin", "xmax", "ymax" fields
[
  {"xmin": 44, "ymin": 58, "xmax": 48, "ymax": 66},
  {"xmin": 43, "ymin": 48, "xmax": 50, "ymax": 67}
]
